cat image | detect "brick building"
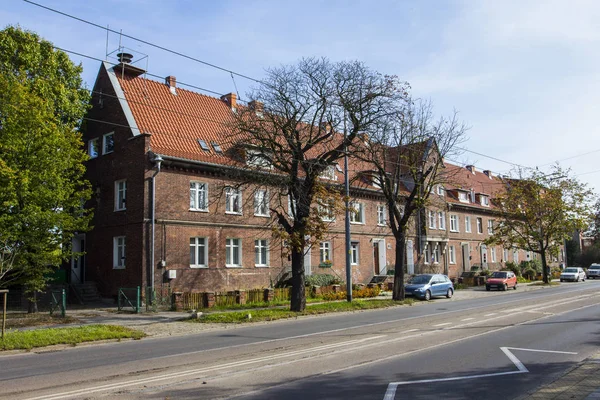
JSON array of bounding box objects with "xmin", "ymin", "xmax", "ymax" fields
[{"xmin": 74, "ymin": 58, "xmax": 550, "ymax": 298}]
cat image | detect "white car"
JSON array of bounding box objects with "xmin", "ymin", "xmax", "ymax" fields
[
  {"xmin": 560, "ymin": 267, "xmax": 586, "ymax": 282},
  {"xmin": 587, "ymin": 264, "xmax": 600, "ymax": 279}
]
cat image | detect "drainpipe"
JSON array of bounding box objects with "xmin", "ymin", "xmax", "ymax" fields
[{"xmin": 150, "ymin": 154, "xmax": 163, "ymax": 303}]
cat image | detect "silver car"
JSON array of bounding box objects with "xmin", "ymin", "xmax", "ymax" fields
[
  {"xmin": 560, "ymin": 267, "xmax": 586, "ymax": 282},
  {"xmin": 587, "ymin": 264, "xmax": 600, "ymax": 279}
]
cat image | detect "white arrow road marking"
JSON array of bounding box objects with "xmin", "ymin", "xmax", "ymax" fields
[{"xmin": 383, "ymin": 347, "xmax": 578, "ymax": 400}]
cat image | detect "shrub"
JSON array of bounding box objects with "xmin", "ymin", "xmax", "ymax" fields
[
  {"xmin": 479, "ymin": 269, "xmax": 490, "ymax": 277},
  {"xmin": 517, "ymin": 276, "xmax": 530, "ymax": 283},
  {"xmin": 386, "ymin": 269, "xmax": 395, "ymax": 275},
  {"xmin": 520, "ymin": 260, "xmax": 542, "ymax": 274},
  {"xmin": 453, "ymin": 283, "xmax": 467, "ymax": 290},
  {"xmin": 305, "ymin": 274, "xmax": 341, "ymax": 287},
  {"xmin": 522, "ymin": 267, "xmax": 536, "ymax": 280},
  {"xmin": 505, "ymin": 262, "xmax": 521, "ymax": 276},
  {"xmin": 321, "ymin": 286, "xmax": 381, "ymax": 301}
]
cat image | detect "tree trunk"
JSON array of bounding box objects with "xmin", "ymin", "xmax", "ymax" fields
[
  {"xmin": 540, "ymin": 241, "xmax": 549, "ymax": 284},
  {"xmin": 290, "ymin": 247, "xmax": 306, "ymax": 312},
  {"xmin": 392, "ymin": 234, "xmax": 406, "ymax": 301},
  {"xmin": 28, "ymin": 291, "xmax": 38, "ymax": 314}
]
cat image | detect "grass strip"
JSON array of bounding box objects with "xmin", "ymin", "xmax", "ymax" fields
[
  {"xmin": 193, "ymin": 299, "xmax": 414, "ymax": 324},
  {"xmin": 529, "ymin": 281, "xmax": 560, "ymax": 286},
  {"xmin": 0, "ymin": 325, "xmax": 145, "ymax": 351}
]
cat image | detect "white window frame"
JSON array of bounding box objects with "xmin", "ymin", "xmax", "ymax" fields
[
  {"xmin": 449, "ymin": 245, "xmax": 456, "ymax": 264},
  {"xmin": 349, "ymin": 202, "xmax": 365, "ymax": 224},
  {"xmin": 102, "ymin": 132, "xmax": 114, "ymax": 154},
  {"xmin": 225, "ymin": 187, "xmax": 242, "ymax": 215},
  {"xmin": 433, "ymin": 245, "xmax": 440, "ymax": 264},
  {"xmin": 481, "ymin": 195, "xmax": 489, "ymax": 206},
  {"xmin": 319, "ymin": 165, "xmax": 337, "ymax": 181},
  {"xmin": 491, "ymin": 247, "xmax": 496, "ymax": 263},
  {"xmin": 428, "ymin": 210, "xmax": 437, "ymax": 229},
  {"xmin": 226, "ymin": 238, "xmax": 242, "ymax": 267},
  {"xmin": 254, "ymin": 189, "xmax": 269, "ymax": 217},
  {"xmin": 513, "ymin": 248, "xmax": 519, "ymax": 263},
  {"xmin": 113, "ymin": 236, "xmax": 126, "ymax": 269},
  {"xmin": 377, "ymin": 205, "xmax": 386, "ymax": 226},
  {"xmin": 458, "ymin": 191, "xmax": 469, "ymax": 203},
  {"xmin": 88, "ymin": 138, "xmax": 99, "ymax": 159},
  {"xmin": 438, "ymin": 212, "xmax": 446, "ymax": 230},
  {"xmin": 190, "ymin": 181, "xmax": 208, "ymax": 212},
  {"xmin": 254, "ymin": 239, "xmax": 269, "ymax": 267},
  {"xmin": 487, "ymin": 220, "xmax": 494, "ymax": 235},
  {"xmin": 114, "ymin": 180, "xmax": 127, "ymax": 211},
  {"xmin": 465, "ymin": 216, "xmax": 472, "ymax": 233},
  {"xmin": 318, "ymin": 199, "xmax": 335, "ymax": 222},
  {"xmin": 351, "ymin": 242, "xmax": 360, "ymax": 265},
  {"xmin": 437, "ymin": 185, "xmax": 445, "ymax": 196},
  {"xmin": 246, "ymin": 150, "xmax": 272, "ymax": 169},
  {"xmin": 477, "ymin": 217, "xmax": 483, "ymax": 234},
  {"xmin": 503, "ymin": 248, "xmax": 509, "ymax": 263},
  {"xmin": 450, "ymin": 215, "xmax": 459, "ymax": 232},
  {"xmin": 320, "ymin": 241, "xmax": 331, "ymax": 263},
  {"xmin": 190, "ymin": 237, "xmax": 208, "ymax": 268}
]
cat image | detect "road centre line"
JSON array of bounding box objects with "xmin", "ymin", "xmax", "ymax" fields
[
  {"xmin": 401, "ymin": 329, "xmax": 418, "ymax": 333},
  {"xmin": 484, "ymin": 313, "xmax": 495, "ymax": 316},
  {"xmin": 433, "ymin": 322, "xmax": 452, "ymax": 327},
  {"xmin": 461, "ymin": 317, "xmax": 475, "ymax": 321},
  {"xmin": 132, "ymin": 287, "xmax": 600, "ymax": 364},
  {"xmin": 23, "ymin": 335, "xmax": 387, "ymax": 400}
]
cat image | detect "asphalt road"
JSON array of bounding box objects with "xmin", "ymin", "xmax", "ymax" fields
[{"xmin": 2, "ymin": 281, "xmax": 600, "ymax": 399}]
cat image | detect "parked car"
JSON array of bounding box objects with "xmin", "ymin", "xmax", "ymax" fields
[
  {"xmin": 405, "ymin": 274, "xmax": 454, "ymax": 301},
  {"xmin": 486, "ymin": 271, "xmax": 517, "ymax": 291},
  {"xmin": 587, "ymin": 264, "xmax": 600, "ymax": 279},
  {"xmin": 560, "ymin": 267, "xmax": 586, "ymax": 282}
]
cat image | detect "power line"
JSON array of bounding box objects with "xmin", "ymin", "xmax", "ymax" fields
[
  {"xmin": 23, "ymin": 0, "xmax": 263, "ymax": 85},
  {"xmin": 538, "ymin": 148, "xmax": 600, "ymax": 168},
  {"xmin": 454, "ymin": 146, "xmax": 529, "ymax": 170}
]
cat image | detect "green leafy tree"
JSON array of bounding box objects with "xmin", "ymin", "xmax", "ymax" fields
[
  {"xmin": 0, "ymin": 26, "xmax": 91, "ymax": 305},
  {"xmin": 486, "ymin": 166, "xmax": 594, "ymax": 284}
]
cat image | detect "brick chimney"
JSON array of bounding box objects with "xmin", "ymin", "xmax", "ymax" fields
[
  {"xmin": 221, "ymin": 93, "xmax": 237, "ymax": 110},
  {"xmin": 466, "ymin": 165, "xmax": 476, "ymax": 174},
  {"xmin": 248, "ymin": 100, "xmax": 263, "ymax": 113},
  {"xmin": 165, "ymin": 76, "xmax": 176, "ymax": 95}
]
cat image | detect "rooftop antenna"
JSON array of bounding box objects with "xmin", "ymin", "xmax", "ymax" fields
[
  {"xmin": 230, "ymin": 72, "xmax": 241, "ymax": 101},
  {"xmin": 105, "ymin": 24, "xmax": 109, "ymax": 61}
]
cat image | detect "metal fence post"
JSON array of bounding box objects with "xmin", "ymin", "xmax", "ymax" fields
[
  {"xmin": 1, "ymin": 290, "xmax": 7, "ymax": 340},
  {"xmin": 136, "ymin": 286, "xmax": 140, "ymax": 313},
  {"xmin": 61, "ymin": 289, "xmax": 66, "ymax": 318}
]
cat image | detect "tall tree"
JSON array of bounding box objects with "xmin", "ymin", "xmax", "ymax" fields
[
  {"xmin": 354, "ymin": 100, "xmax": 468, "ymax": 300},
  {"xmin": 229, "ymin": 58, "xmax": 409, "ymax": 311},
  {"xmin": 0, "ymin": 26, "xmax": 91, "ymax": 299},
  {"xmin": 486, "ymin": 166, "xmax": 594, "ymax": 283}
]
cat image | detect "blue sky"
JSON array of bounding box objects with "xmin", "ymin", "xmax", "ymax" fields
[{"xmin": 3, "ymin": 0, "xmax": 600, "ymax": 193}]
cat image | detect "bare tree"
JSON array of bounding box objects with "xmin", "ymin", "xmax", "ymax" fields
[
  {"xmin": 355, "ymin": 100, "xmax": 468, "ymax": 300},
  {"xmin": 228, "ymin": 58, "xmax": 409, "ymax": 311}
]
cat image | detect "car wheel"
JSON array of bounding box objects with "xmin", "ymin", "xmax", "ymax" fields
[
  {"xmin": 446, "ymin": 288, "xmax": 453, "ymax": 298},
  {"xmin": 486, "ymin": 286, "xmax": 491, "ymax": 291},
  {"xmin": 513, "ymin": 283, "xmax": 517, "ymax": 290},
  {"xmin": 424, "ymin": 290, "xmax": 431, "ymax": 301},
  {"xmin": 560, "ymin": 279, "xmax": 563, "ymax": 282},
  {"xmin": 503, "ymin": 283, "xmax": 508, "ymax": 291},
  {"xmin": 577, "ymin": 276, "xmax": 580, "ymax": 282}
]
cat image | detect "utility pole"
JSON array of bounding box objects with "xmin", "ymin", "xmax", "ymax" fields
[{"xmin": 344, "ymin": 112, "xmax": 352, "ymax": 302}]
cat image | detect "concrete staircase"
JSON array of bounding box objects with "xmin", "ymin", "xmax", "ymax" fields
[{"xmin": 72, "ymin": 282, "xmax": 102, "ymax": 304}]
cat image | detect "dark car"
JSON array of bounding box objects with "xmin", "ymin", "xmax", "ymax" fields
[
  {"xmin": 405, "ymin": 274, "xmax": 454, "ymax": 301},
  {"xmin": 486, "ymin": 271, "xmax": 517, "ymax": 291}
]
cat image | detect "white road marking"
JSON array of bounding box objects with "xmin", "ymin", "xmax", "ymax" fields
[
  {"xmin": 433, "ymin": 322, "xmax": 452, "ymax": 327},
  {"xmin": 484, "ymin": 313, "xmax": 495, "ymax": 316},
  {"xmin": 383, "ymin": 347, "xmax": 578, "ymax": 399},
  {"xmin": 401, "ymin": 329, "xmax": 418, "ymax": 333},
  {"xmin": 461, "ymin": 317, "xmax": 475, "ymax": 321}
]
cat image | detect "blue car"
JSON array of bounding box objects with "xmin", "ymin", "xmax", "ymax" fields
[{"xmin": 405, "ymin": 274, "xmax": 454, "ymax": 301}]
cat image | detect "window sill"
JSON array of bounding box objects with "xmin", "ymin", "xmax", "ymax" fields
[
  {"xmin": 113, "ymin": 266, "xmax": 125, "ymax": 270},
  {"xmin": 190, "ymin": 265, "xmax": 208, "ymax": 269},
  {"xmin": 225, "ymin": 212, "xmax": 243, "ymax": 216},
  {"xmin": 225, "ymin": 265, "xmax": 242, "ymax": 268},
  {"xmin": 190, "ymin": 209, "xmax": 209, "ymax": 213},
  {"xmin": 450, "ymin": 230, "xmax": 459, "ymax": 233},
  {"xmin": 254, "ymin": 214, "xmax": 270, "ymax": 218},
  {"xmin": 255, "ymin": 265, "xmax": 269, "ymax": 268},
  {"xmin": 350, "ymin": 222, "xmax": 365, "ymax": 225},
  {"xmin": 114, "ymin": 208, "xmax": 126, "ymax": 212},
  {"xmin": 377, "ymin": 223, "xmax": 386, "ymax": 227}
]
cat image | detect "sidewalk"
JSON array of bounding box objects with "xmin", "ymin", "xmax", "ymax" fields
[{"xmin": 521, "ymin": 353, "xmax": 600, "ymax": 399}]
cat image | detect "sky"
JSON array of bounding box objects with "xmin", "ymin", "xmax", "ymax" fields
[{"xmin": 2, "ymin": 0, "xmax": 600, "ymax": 193}]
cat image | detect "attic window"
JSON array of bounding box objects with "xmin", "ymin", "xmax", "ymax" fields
[
  {"xmin": 211, "ymin": 142, "xmax": 222, "ymax": 153},
  {"xmin": 198, "ymin": 139, "xmax": 210, "ymax": 151}
]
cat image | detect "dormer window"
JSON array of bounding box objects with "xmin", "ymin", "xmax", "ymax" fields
[
  {"xmin": 246, "ymin": 150, "xmax": 272, "ymax": 169},
  {"xmin": 480, "ymin": 195, "xmax": 489, "ymax": 206},
  {"xmin": 437, "ymin": 185, "xmax": 445, "ymax": 196},
  {"xmin": 458, "ymin": 191, "xmax": 469, "ymax": 203}
]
